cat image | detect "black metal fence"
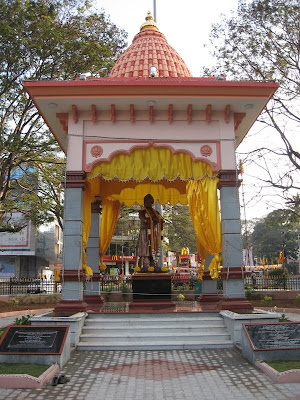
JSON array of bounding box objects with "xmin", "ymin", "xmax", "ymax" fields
[
  {"xmin": 0, "ymin": 278, "xmax": 61, "ymax": 295},
  {"xmin": 245, "ymin": 276, "xmax": 300, "ymax": 291},
  {"xmin": 1, "ymin": 276, "xmax": 299, "ymax": 296}
]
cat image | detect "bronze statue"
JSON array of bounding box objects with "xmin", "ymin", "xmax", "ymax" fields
[{"xmin": 138, "ymin": 194, "xmax": 163, "ymax": 271}]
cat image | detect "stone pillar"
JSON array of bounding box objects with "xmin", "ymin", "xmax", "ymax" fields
[
  {"xmin": 84, "ymin": 202, "xmax": 103, "ymax": 305},
  {"xmin": 218, "ymin": 170, "xmax": 252, "ymax": 311},
  {"xmin": 199, "ymin": 255, "xmax": 221, "ymax": 302},
  {"xmin": 54, "ymin": 171, "xmax": 88, "ymax": 314}
]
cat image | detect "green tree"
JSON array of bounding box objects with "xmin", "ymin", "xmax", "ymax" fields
[
  {"xmin": 164, "ymin": 204, "xmax": 197, "ymax": 254},
  {"xmin": 250, "ymin": 209, "xmax": 299, "ymax": 272},
  {"xmin": 0, "ymin": 0, "xmax": 127, "ymax": 232},
  {"xmin": 206, "ymin": 0, "xmax": 299, "ymax": 209},
  {"xmin": 114, "ymin": 205, "xmax": 140, "ymax": 256}
]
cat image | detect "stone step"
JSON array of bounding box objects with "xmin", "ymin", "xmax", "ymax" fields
[
  {"xmin": 77, "ymin": 312, "xmax": 234, "ymax": 350},
  {"xmin": 87, "ymin": 312, "xmax": 219, "ymax": 320},
  {"xmin": 77, "ymin": 340, "xmax": 234, "ymax": 351},
  {"xmin": 79, "ymin": 332, "xmax": 231, "ymax": 343},
  {"xmin": 85, "ymin": 316, "xmax": 224, "ymax": 327},
  {"xmin": 82, "ymin": 324, "xmax": 226, "ymax": 334}
]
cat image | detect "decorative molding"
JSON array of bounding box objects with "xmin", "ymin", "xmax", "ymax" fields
[
  {"xmin": 130, "ymin": 104, "xmax": 135, "ymax": 123},
  {"xmin": 187, "ymin": 104, "xmax": 192, "ymax": 123},
  {"xmin": 72, "ymin": 105, "xmax": 78, "ymax": 123},
  {"xmin": 224, "ymin": 105, "xmax": 231, "ymax": 123},
  {"xmin": 65, "ymin": 171, "xmax": 87, "ymax": 189},
  {"xmin": 63, "ymin": 269, "xmax": 86, "ymax": 281},
  {"xmin": 206, "ymin": 104, "xmax": 212, "ymax": 123},
  {"xmin": 56, "ymin": 113, "xmax": 68, "ymax": 133},
  {"xmin": 111, "ymin": 104, "xmax": 116, "ymax": 122},
  {"xmin": 149, "ymin": 105, "xmax": 154, "ymax": 123},
  {"xmin": 91, "ymin": 201, "xmax": 102, "ymax": 213},
  {"xmin": 200, "ymin": 145, "xmax": 213, "ymax": 157},
  {"xmin": 90, "ymin": 145, "xmax": 103, "ymax": 158},
  {"xmin": 91, "ymin": 104, "xmax": 97, "ymax": 122},
  {"xmin": 168, "ymin": 104, "xmax": 173, "ymax": 123},
  {"xmin": 220, "ymin": 267, "xmax": 244, "ymax": 280},
  {"xmin": 234, "ymin": 112, "xmax": 246, "ymax": 131},
  {"xmin": 218, "ymin": 170, "xmax": 242, "ymax": 188}
]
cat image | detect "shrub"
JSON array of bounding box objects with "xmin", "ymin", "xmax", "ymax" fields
[
  {"xmin": 8, "ymin": 297, "xmax": 20, "ymax": 306},
  {"xmin": 103, "ymin": 287, "xmax": 112, "ymax": 301},
  {"xmin": 177, "ymin": 294, "xmax": 185, "ymax": 302},
  {"xmin": 268, "ymin": 268, "xmax": 289, "ymax": 279},
  {"xmin": 279, "ymin": 313, "xmax": 289, "ymax": 322},
  {"xmin": 295, "ymin": 293, "xmax": 300, "ymax": 302},
  {"xmin": 245, "ymin": 285, "xmax": 263, "ymax": 300},
  {"xmin": 261, "ymin": 296, "xmax": 273, "ymax": 306},
  {"xmin": 14, "ymin": 314, "xmax": 32, "ymax": 325},
  {"xmin": 265, "ymin": 293, "xmax": 274, "ymax": 300},
  {"xmin": 120, "ymin": 283, "xmax": 131, "ymax": 294}
]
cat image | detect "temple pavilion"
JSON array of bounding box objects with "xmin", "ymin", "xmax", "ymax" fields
[{"xmin": 24, "ymin": 12, "xmax": 278, "ymax": 313}]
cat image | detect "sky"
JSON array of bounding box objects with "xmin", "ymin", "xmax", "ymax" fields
[
  {"xmin": 94, "ymin": 0, "xmax": 285, "ymax": 221},
  {"xmin": 96, "ymin": 0, "xmax": 239, "ymax": 76}
]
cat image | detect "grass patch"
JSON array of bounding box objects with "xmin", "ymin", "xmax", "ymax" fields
[
  {"xmin": 266, "ymin": 360, "xmax": 300, "ymax": 372},
  {"xmin": 0, "ymin": 363, "xmax": 49, "ymax": 377},
  {"xmin": 0, "ymin": 328, "xmax": 4, "ymax": 338}
]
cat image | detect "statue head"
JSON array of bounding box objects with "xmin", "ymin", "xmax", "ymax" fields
[{"xmin": 144, "ymin": 194, "xmax": 154, "ymax": 208}]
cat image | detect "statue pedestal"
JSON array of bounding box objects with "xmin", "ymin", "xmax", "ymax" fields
[
  {"xmin": 130, "ymin": 274, "xmax": 174, "ymax": 312},
  {"xmin": 132, "ymin": 273, "xmax": 171, "ymax": 300}
]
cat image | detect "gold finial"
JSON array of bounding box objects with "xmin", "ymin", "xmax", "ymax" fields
[{"xmin": 140, "ymin": 10, "xmax": 158, "ymax": 31}]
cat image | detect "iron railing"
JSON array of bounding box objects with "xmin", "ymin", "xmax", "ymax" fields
[
  {"xmin": 1, "ymin": 276, "xmax": 299, "ymax": 296},
  {"xmin": 0, "ymin": 278, "xmax": 61, "ymax": 295},
  {"xmin": 245, "ymin": 276, "xmax": 300, "ymax": 291}
]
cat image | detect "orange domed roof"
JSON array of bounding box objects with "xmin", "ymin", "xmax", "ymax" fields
[{"xmin": 109, "ymin": 11, "xmax": 192, "ymax": 78}]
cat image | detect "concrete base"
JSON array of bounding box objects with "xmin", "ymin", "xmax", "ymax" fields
[
  {"xmin": 198, "ymin": 294, "xmax": 222, "ymax": 302},
  {"xmin": 54, "ymin": 300, "xmax": 89, "ymax": 316},
  {"xmin": 220, "ymin": 298, "xmax": 253, "ymax": 313},
  {"xmin": 83, "ymin": 295, "xmax": 104, "ymax": 306},
  {"xmin": 129, "ymin": 299, "xmax": 176, "ymax": 313},
  {"xmin": 31, "ymin": 312, "xmax": 87, "ymax": 347},
  {"xmin": 220, "ymin": 309, "xmax": 280, "ymax": 344}
]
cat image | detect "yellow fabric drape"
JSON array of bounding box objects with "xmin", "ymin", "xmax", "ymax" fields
[
  {"xmin": 82, "ymin": 183, "xmax": 93, "ymax": 277},
  {"xmin": 105, "ymin": 183, "xmax": 188, "ymax": 206},
  {"xmin": 84, "ymin": 148, "xmax": 222, "ymax": 279},
  {"xmin": 99, "ymin": 199, "xmax": 121, "ymax": 271},
  {"xmin": 186, "ymin": 179, "xmax": 222, "ymax": 279},
  {"xmin": 87, "ymin": 147, "xmax": 215, "ymax": 182}
]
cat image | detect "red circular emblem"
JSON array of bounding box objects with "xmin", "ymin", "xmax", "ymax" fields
[
  {"xmin": 90, "ymin": 145, "xmax": 103, "ymax": 158},
  {"xmin": 200, "ymin": 145, "xmax": 213, "ymax": 157}
]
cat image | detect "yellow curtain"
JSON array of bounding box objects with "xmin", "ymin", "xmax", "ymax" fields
[
  {"xmin": 105, "ymin": 183, "xmax": 188, "ymax": 206},
  {"xmin": 99, "ymin": 199, "xmax": 121, "ymax": 271},
  {"xmin": 186, "ymin": 179, "xmax": 222, "ymax": 279},
  {"xmin": 90, "ymin": 178, "xmax": 188, "ymax": 205},
  {"xmin": 82, "ymin": 183, "xmax": 93, "ymax": 277},
  {"xmin": 87, "ymin": 147, "xmax": 215, "ymax": 182}
]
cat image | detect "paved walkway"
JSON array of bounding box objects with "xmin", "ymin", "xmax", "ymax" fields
[
  {"xmin": 0, "ymin": 348, "xmax": 300, "ymax": 400},
  {"xmin": 0, "ymin": 309, "xmax": 300, "ymax": 399}
]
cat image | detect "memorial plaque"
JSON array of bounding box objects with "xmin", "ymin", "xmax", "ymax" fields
[
  {"xmin": 245, "ymin": 322, "xmax": 300, "ymax": 350},
  {"xmin": 0, "ymin": 325, "xmax": 69, "ymax": 354}
]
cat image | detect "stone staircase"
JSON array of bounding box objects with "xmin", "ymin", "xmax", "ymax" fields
[{"xmin": 77, "ymin": 313, "xmax": 233, "ymax": 350}]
